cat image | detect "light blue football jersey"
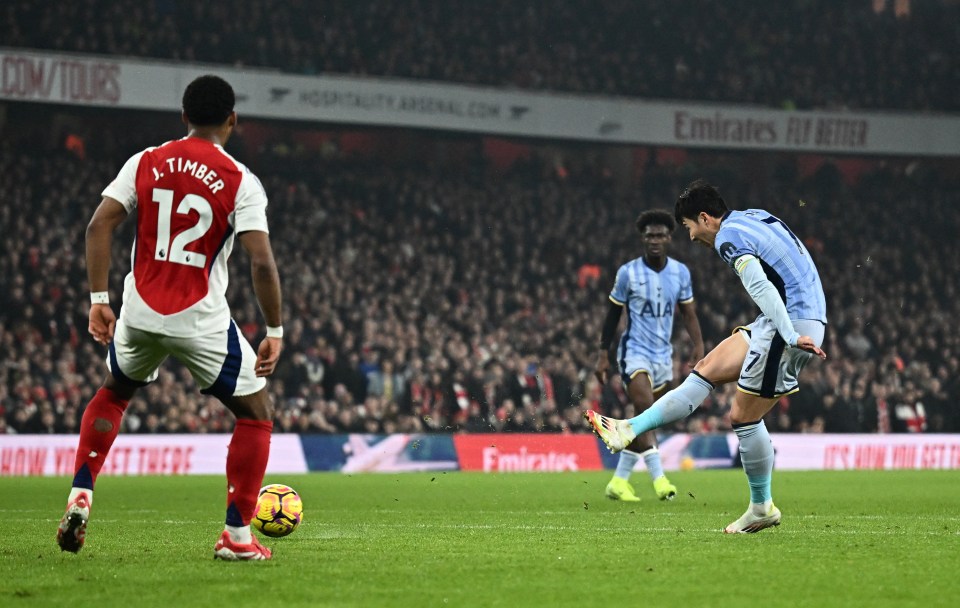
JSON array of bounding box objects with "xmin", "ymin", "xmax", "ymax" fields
[
  {"xmin": 609, "ymin": 257, "xmax": 693, "ymax": 362},
  {"xmin": 714, "ymin": 209, "xmax": 827, "ymax": 323}
]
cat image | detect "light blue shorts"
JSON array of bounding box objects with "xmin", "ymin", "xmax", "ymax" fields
[
  {"xmin": 734, "ymin": 315, "xmax": 825, "ymax": 399},
  {"xmin": 619, "ymin": 355, "xmax": 673, "ymax": 392}
]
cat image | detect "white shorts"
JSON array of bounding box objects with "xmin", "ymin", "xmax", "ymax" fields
[
  {"xmin": 619, "ymin": 355, "xmax": 673, "ymax": 392},
  {"xmin": 734, "ymin": 315, "xmax": 825, "ymax": 399},
  {"xmin": 107, "ymin": 317, "xmax": 266, "ymax": 399}
]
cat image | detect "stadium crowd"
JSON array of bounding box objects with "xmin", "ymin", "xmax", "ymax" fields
[
  {"xmin": 2, "ymin": 0, "xmax": 956, "ymax": 112},
  {"xmin": 1, "ymin": 118, "xmax": 957, "ymax": 437}
]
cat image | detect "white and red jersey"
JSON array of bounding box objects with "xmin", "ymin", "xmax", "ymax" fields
[{"xmin": 102, "ymin": 137, "xmax": 269, "ymax": 337}]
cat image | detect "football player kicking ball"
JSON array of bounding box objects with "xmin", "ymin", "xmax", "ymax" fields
[
  {"xmin": 57, "ymin": 75, "xmax": 284, "ymax": 560},
  {"xmin": 594, "ymin": 210, "xmax": 703, "ymax": 502},
  {"xmin": 586, "ymin": 180, "xmax": 827, "ymax": 533}
]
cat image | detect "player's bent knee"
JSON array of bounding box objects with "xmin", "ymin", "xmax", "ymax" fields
[
  {"xmin": 102, "ymin": 374, "xmax": 139, "ymax": 400},
  {"xmin": 246, "ymin": 392, "xmax": 274, "ymax": 422},
  {"xmin": 729, "ymin": 401, "xmax": 749, "ymax": 426},
  {"xmin": 729, "ymin": 410, "xmax": 752, "ymax": 426},
  {"xmin": 693, "ymin": 336, "xmax": 749, "ymax": 387},
  {"xmin": 692, "ymin": 357, "xmax": 719, "ymax": 385},
  {"xmin": 692, "ymin": 357, "xmax": 708, "ymax": 374},
  {"xmin": 223, "ymin": 389, "xmax": 274, "ymax": 422},
  {"xmin": 730, "ymin": 393, "xmax": 778, "ymax": 426}
]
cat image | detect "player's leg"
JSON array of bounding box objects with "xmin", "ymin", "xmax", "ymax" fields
[
  {"xmin": 626, "ymin": 333, "xmax": 748, "ymax": 435},
  {"xmin": 586, "ymin": 330, "xmax": 749, "ymax": 452},
  {"xmin": 615, "ymin": 371, "xmax": 678, "ymax": 499},
  {"xmin": 58, "ymin": 321, "xmax": 163, "ymax": 553},
  {"xmin": 168, "ymin": 321, "xmax": 273, "ymax": 560},
  {"xmin": 724, "ymin": 318, "xmax": 824, "ymax": 534},
  {"xmin": 643, "ymin": 383, "xmax": 678, "ymax": 499},
  {"xmin": 214, "ymin": 388, "xmax": 274, "ymax": 559},
  {"xmin": 606, "ymin": 372, "xmax": 655, "ymax": 502},
  {"xmin": 723, "ymin": 390, "xmax": 781, "ymax": 533}
]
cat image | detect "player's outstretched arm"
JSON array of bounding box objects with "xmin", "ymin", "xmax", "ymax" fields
[
  {"xmin": 238, "ymin": 230, "xmax": 283, "ymax": 377},
  {"xmin": 85, "ymin": 198, "xmax": 128, "ymax": 344}
]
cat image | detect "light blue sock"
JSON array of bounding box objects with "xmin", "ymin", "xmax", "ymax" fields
[
  {"xmin": 627, "ymin": 373, "xmax": 714, "ymax": 436},
  {"xmin": 734, "ymin": 420, "xmax": 774, "ymax": 504},
  {"xmin": 640, "ymin": 447, "xmax": 664, "ymax": 481},
  {"xmin": 614, "ymin": 450, "xmax": 640, "ymax": 480}
]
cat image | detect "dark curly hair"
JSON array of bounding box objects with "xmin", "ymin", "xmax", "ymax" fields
[
  {"xmin": 636, "ymin": 209, "xmax": 676, "ymax": 233},
  {"xmin": 674, "ymin": 179, "xmax": 728, "ymax": 224},
  {"xmin": 182, "ymin": 75, "xmax": 235, "ymax": 126}
]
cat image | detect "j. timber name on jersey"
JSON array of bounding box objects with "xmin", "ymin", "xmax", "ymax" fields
[{"xmin": 151, "ymin": 157, "xmax": 227, "ymax": 194}]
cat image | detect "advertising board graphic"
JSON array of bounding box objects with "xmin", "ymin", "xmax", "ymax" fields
[
  {"xmin": 454, "ymin": 434, "xmax": 603, "ymax": 472},
  {"xmin": 3, "ymin": 433, "xmax": 958, "ymax": 476},
  {"xmin": 299, "ymin": 434, "xmax": 459, "ymax": 473},
  {"xmin": 0, "ymin": 434, "xmax": 307, "ymax": 476},
  {"xmin": 3, "ymin": 48, "xmax": 958, "ymax": 156}
]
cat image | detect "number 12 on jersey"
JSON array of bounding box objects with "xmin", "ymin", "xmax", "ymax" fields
[{"xmin": 151, "ymin": 188, "xmax": 213, "ymax": 269}]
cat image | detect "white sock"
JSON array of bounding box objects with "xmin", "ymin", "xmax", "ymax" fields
[
  {"xmin": 226, "ymin": 524, "xmax": 252, "ymax": 544},
  {"xmin": 734, "ymin": 420, "xmax": 775, "ymax": 507},
  {"xmin": 614, "ymin": 450, "xmax": 640, "ymax": 480},
  {"xmin": 639, "ymin": 447, "xmax": 665, "ymax": 481},
  {"xmin": 627, "ymin": 373, "xmax": 714, "ymax": 435},
  {"xmin": 68, "ymin": 487, "xmax": 93, "ymax": 508}
]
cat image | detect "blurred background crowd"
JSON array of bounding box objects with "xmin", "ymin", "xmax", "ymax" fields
[
  {"xmin": 1, "ymin": 0, "xmax": 957, "ymax": 437},
  {"xmin": 1, "ymin": 116, "xmax": 956, "ymax": 436},
  {"xmin": 2, "ymin": 0, "xmax": 956, "ymax": 112}
]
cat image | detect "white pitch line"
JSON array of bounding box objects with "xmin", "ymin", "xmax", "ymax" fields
[
  {"xmin": 383, "ymin": 523, "xmax": 958, "ymax": 536},
  {"xmin": 12, "ymin": 508, "xmax": 956, "ymax": 521},
  {"xmin": 27, "ymin": 518, "xmax": 960, "ymax": 537}
]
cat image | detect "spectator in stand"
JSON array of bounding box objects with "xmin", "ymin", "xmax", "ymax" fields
[
  {"xmin": 924, "ymin": 378, "xmax": 951, "ymax": 433},
  {"xmin": 823, "ymin": 384, "xmax": 859, "ymax": 433},
  {"xmin": 891, "ymin": 384, "xmax": 928, "ymax": 433},
  {"xmin": 1, "ymin": 115, "xmax": 958, "ymax": 436}
]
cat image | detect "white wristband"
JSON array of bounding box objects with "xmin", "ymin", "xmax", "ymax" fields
[
  {"xmin": 90, "ymin": 292, "xmax": 109, "ymax": 305},
  {"xmin": 266, "ymin": 326, "xmax": 284, "ymax": 339}
]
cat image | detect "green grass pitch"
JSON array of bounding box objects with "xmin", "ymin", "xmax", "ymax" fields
[{"xmin": 3, "ymin": 470, "xmax": 959, "ymax": 607}]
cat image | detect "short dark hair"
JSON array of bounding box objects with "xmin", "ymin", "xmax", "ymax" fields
[
  {"xmin": 636, "ymin": 209, "xmax": 675, "ymax": 233},
  {"xmin": 675, "ymin": 179, "xmax": 728, "ymax": 223},
  {"xmin": 182, "ymin": 75, "xmax": 235, "ymax": 126}
]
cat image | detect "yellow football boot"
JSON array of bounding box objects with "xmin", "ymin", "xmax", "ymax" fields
[
  {"xmin": 605, "ymin": 476, "xmax": 641, "ymax": 502},
  {"xmin": 653, "ymin": 475, "xmax": 677, "ymax": 501}
]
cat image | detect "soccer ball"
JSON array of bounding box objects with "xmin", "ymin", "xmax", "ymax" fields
[{"xmin": 252, "ymin": 484, "xmax": 303, "ymax": 538}]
